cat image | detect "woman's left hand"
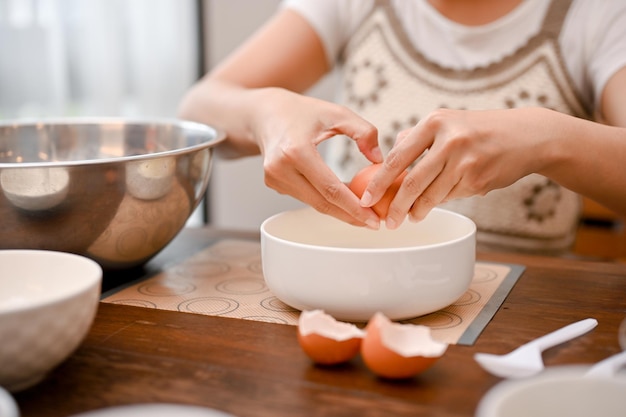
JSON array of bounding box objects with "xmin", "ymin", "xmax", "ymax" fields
[{"xmin": 359, "ymin": 108, "xmax": 550, "ymax": 229}]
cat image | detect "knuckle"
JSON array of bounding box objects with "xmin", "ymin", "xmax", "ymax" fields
[
  {"xmin": 423, "ymin": 108, "xmax": 450, "ymax": 128},
  {"xmin": 272, "ymin": 139, "xmax": 307, "ymax": 164},
  {"xmin": 401, "ymin": 174, "xmax": 421, "ymax": 195},
  {"xmin": 458, "ymin": 160, "xmax": 490, "ymax": 194},
  {"xmin": 343, "ymin": 112, "xmax": 377, "ymax": 136},
  {"xmin": 416, "ymin": 193, "xmax": 437, "ymax": 210},
  {"xmin": 384, "ymin": 151, "xmax": 404, "ymax": 172},
  {"xmin": 386, "ymin": 205, "xmax": 404, "ymax": 220},
  {"xmin": 319, "ymin": 181, "xmax": 343, "ymax": 203},
  {"xmin": 409, "ymin": 209, "xmax": 427, "ymax": 223},
  {"xmin": 440, "ymin": 133, "xmax": 472, "ymax": 154},
  {"xmin": 311, "ymin": 200, "xmax": 334, "ymax": 216},
  {"xmin": 409, "ymin": 196, "xmax": 436, "ymax": 221},
  {"xmin": 362, "ymin": 123, "xmax": 378, "ymax": 139},
  {"xmin": 467, "ymin": 177, "xmax": 488, "ymax": 195},
  {"xmin": 262, "ymin": 160, "xmax": 281, "ymax": 187}
]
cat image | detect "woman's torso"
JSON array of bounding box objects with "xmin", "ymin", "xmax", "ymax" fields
[{"xmin": 281, "ymin": 0, "xmax": 626, "ymax": 254}]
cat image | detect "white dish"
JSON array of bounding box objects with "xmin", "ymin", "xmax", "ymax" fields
[
  {"xmin": 70, "ymin": 404, "xmax": 235, "ymax": 416},
  {"xmin": 0, "ymin": 250, "xmax": 102, "ymax": 392},
  {"xmin": 0, "ymin": 386, "xmax": 19, "ymax": 417},
  {"xmin": 476, "ymin": 365, "xmax": 626, "ymax": 417},
  {"xmin": 261, "ymin": 207, "xmax": 476, "ymax": 321}
]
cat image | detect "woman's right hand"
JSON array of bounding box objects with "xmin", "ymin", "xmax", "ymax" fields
[
  {"xmin": 178, "ymin": 8, "xmax": 383, "ymax": 228},
  {"xmin": 250, "ymin": 87, "xmax": 384, "ymax": 228}
]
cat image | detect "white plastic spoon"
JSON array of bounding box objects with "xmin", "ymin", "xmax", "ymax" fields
[
  {"xmin": 584, "ymin": 316, "xmax": 626, "ymax": 379},
  {"xmin": 585, "ymin": 350, "xmax": 626, "ymax": 378},
  {"xmin": 474, "ymin": 318, "xmax": 598, "ymax": 379}
]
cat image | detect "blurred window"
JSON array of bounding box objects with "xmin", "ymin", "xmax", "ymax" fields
[{"xmin": 0, "ymin": 0, "xmax": 200, "ymax": 119}]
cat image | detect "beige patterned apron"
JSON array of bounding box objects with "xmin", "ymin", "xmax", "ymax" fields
[{"xmin": 327, "ymin": 0, "xmax": 590, "ymax": 254}]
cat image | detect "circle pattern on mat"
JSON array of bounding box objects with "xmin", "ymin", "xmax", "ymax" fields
[
  {"xmin": 172, "ymin": 261, "xmax": 230, "ymax": 278},
  {"xmin": 473, "ymin": 266, "xmax": 499, "ymax": 283},
  {"xmin": 109, "ymin": 299, "xmax": 157, "ymax": 309},
  {"xmin": 138, "ymin": 281, "xmax": 196, "ymax": 296},
  {"xmin": 453, "ymin": 289, "xmax": 481, "ymax": 306},
  {"xmin": 260, "ymin": 296, "xmax": 299, "ymax": 313},
  {"xmin": 242, "ymin": 316, "xmax": 290, "ymax": 324},
  {"xmin": 101, "ymin": 239, "xmax": 515, "ymax": 346},
  {"xmin": 247, "ymin": 259, "xmax": 263, "ymax": 274},
  {"xmin": 208, "ymin": 242, "xmax": 260, "ymax": 259},
  {"xmin": 409, "ymin": 311, "xmax": 463, "ymax": 329},
  {"xmin": 178, "ymin": 297, "xmax": 239, "ymax": 315},
  {"xmin": 215, "ymin": 277, "xmax": 267, "ymax": 295}
]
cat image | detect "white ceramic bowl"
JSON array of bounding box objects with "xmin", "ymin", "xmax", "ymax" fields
[
  {"xmin": 260, "ymin": 207, "xmax": 476, "ymax": 321},
  {"xmin": 70, "ymin": 404, "xmax": 235, "ymax": 417},
  {"xmin": 0, "ymin": 386, "xmax": 18, "ymax": 417},
  {"xmin": 0, "ymin": 250, "xmax": 102, "ymax": 392},
  {"xmin": 476, "ymin": 366, "xmax": 626, "ymax": 417}
]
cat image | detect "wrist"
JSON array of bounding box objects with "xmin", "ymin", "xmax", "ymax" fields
[{"xmin": 520, "ymin": 107, "xmax": 574, "ymax": 177}]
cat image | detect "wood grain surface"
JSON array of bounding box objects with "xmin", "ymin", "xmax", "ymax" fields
[{"xmin": 13, "ymin": 227, "xmax": 626, "ymax": 417}]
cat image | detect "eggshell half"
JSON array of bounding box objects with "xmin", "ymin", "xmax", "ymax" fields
[
  {"xmin": 298, "ymin": 310, "xmax": 365, "ymax": 365},
  {"xmin": 361, "ymin": 312, "xmax": 448, "ymax": 379}
]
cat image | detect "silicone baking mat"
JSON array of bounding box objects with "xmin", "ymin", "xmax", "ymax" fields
[{"xmin": 102, "ymin": 239, "xmax": 524, "ymax": 345}]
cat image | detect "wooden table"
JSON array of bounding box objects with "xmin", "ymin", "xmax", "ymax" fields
[{"xmin": 13, "ymin": 227, "xmax": 626, "ymax": 417}]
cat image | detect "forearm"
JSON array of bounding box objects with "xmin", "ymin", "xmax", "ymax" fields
[
  {"xmin": 177, "ymin": 7, "xmax": 331, "ymax": 160},
  {"xmin": 536, "ymin": 109, "xmax": 626, "ymax": 216},
  {"xmin": 177, "ymin": 78, "xmax": 266, "ymax": 159}
]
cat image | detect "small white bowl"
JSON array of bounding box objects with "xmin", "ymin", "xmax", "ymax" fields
[
  {"xmin": 70, "ymin": 404, "xmax": 235, "ymax": 417},
  {"xmin": 0, "ymin": 386, "xmax": 19, "ymax": 417},
  {"xmin": 260, "ymin": 207, "xmax": 476, "ymax": 321},
  {"xmin": 476, "ymin": 366, "xmax": 626, "ymax": 417},
  {"xmin": 0, "ymin": 250, "xmax": 102, "ymax": 392}
]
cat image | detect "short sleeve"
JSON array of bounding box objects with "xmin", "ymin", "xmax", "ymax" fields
[
  {"xmin": 562, "ymin": 0, "xmax": 626, "ymax": 111},
  {"xmin": 588, "ymin": 3, "xmax": 626, "ymax": 110},
  {"xmin": 280, "ymin": 0, "xmax": 374, "ymax": 68}
]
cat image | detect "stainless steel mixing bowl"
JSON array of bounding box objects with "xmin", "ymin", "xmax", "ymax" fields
[{"xmin": 0, "ymin": 118, "xmax": 225, "ymax": 269}]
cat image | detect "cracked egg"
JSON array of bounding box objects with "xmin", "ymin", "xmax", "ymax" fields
[
  {"xmin": 297, "ymin": 310, "xmax": 365, "ymax": 365},
  {"xmin": 361, "ymin": 312, "xmax": 448, "ymax": 379}
]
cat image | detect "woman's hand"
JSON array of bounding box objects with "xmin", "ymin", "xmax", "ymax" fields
[
  {"xmin": 177, "ymin": 8, "xmax": 385, "ymax": 229},
  {"xmin": 251, "ymin": 87, "xmax": 383, "ymax": 228},
  {"xmin": 359, "ymin": 108, "xmax": 554, "ymax": 229}
]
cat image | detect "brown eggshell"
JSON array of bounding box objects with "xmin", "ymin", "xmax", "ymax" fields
[
  {"xmin": 349, "ymin": 163, "xmax": 408, "ymax": 219},
  {"xmin": 297, "ymin": 332, "xmax": 363, "ymax": 365},
  {"xmin": 297, "ymin": 310, "xmax": 365, "ymax": 365},
  {"xmin": 361, "ymin": 312, "xmax": 447, "ymax": 379}
]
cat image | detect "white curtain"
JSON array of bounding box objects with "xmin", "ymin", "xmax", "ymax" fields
[{"xmin": 0, "ymin": 0, "xmax": 199, "ymax": 120}]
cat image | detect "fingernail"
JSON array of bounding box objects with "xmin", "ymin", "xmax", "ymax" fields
[
  {"xmin": 371, "ymin": 146, "xmax": 383, "ymax": 162},
  {"xmin": 385, "ymin": 217, "xmax": 397, "ymax": 230},
  {"xmin": 365, "ymin": 218, "xmax": 379, "ymax": 230},
  {"xmin": 408, "ymin": 213, "xmax": 422, "ymax": 223},
  {"xmin": 360, "ymin": 190, "xmax": 373, "ymax": 207}
]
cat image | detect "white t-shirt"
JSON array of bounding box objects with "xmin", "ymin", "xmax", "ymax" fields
[{"xmin": 281, "ymin": 0, "xmax": 626, "ymax": 112}]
